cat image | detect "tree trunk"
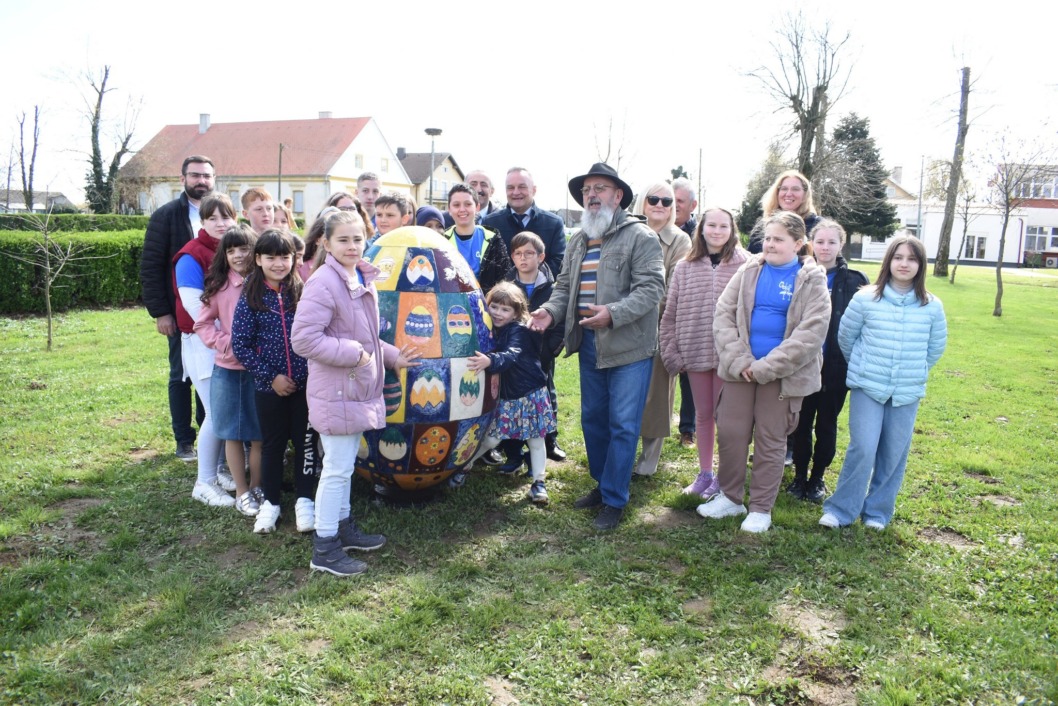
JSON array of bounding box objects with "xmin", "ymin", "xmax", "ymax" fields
[
  {"xmin": 934, "ymin": 67, "xmax": 971, "ymax": 277},
  {"xmin": 993, "ymin": 211, "xmax": 1010, "ymax": 317}
]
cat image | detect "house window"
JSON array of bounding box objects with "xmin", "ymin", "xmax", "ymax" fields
[
  {"xmin": 381, "ymin": 158, "xmax": 389, "ymax": 173},
  {"xmin": 355, "ymin": 154, "xmax": 364, "ymax": 169},
  {"xmin": 1026, "ymin": 226, "xmax": 1058, "ymax": 251},
  {"xmin": 431, "ymin": 178, "xmax": 438, "ymax": 193},
  {"xmin": 138, "ymin": 192, "xmax": 149, "ymax": 212},
  {"xmin": 172, "ymin": 189, "xmax": 182, "ymax": 200},
  {"xmin": 904, "ymin": 223, "xmax": 920, "ymax": 237},
  {"xmin": 229, "ymin": 190, "xmax": 240, "ymax": 206},
  {"xmin": 293, "ymin": 190, "xmax": 304, "ymax": 214},
  {"xmin": 965, "ymin": 237, "xmax": 986, "ymax": 259},
  {"xmin": 1016, "ymin": 174, "xmax": 1058, "ymax": 199}
]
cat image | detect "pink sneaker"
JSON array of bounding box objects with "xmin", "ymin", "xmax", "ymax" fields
[{"xmin": 684, "ymin": 470, "xmax": 720, "ymax": 499}]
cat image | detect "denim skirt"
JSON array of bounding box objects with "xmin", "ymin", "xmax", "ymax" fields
[{"xmin": 211, "ymin": 365, "xmax": 262, "ymax": 441}]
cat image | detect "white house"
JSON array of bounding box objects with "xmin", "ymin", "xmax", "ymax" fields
[
  {"xmin": 119, "ymin": 114, "xmax": 412, "ymax": 219},
  {"xmin": 868, "ymin": 170, "xmax": 1058, "ymax": 268}
]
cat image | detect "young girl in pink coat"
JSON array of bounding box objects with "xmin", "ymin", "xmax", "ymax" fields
[
  {"xmin": 194, "ymin": 224, "xmax": 263, "ymax": 517},
  {"xmin": 659, "ymin": 207, "xmax": 748, "ymax": 499},
  {"xmin": 291, "ymin": 210, "xmax": 419, "ymax": 577}
]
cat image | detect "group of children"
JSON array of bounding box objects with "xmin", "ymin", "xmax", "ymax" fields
[
  {"xmin": 176, "ymin": 177, "xmax": 948, "ymax": 577},
  {"xmin": 661, "ymin": 205, "xmax": 947, "ymax": 534}
]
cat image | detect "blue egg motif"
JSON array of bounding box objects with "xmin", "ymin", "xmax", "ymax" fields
[{"xmin": 404, "ymin": 305, "xmax": 435, "ymax": 343}]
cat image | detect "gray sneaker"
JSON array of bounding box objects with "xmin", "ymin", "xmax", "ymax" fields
[
  {"xmin": 176, "ymin": 442, "xmax": 196, "ymax": 462},
  {"xmin": 337, "ymin": 517, "xmax": 387, "ymax": 552},
  {"xmin": 310, "ymin": 533, "xmax": 367, "ymax": 577}
]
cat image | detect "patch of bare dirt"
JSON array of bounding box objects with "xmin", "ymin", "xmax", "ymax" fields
[
  {"xmin": 682, "ymin": 597, "xmax": 712, "ymax": 616},
  {"xmin": 1000, "ymin": 533, "xmax": 1024, "ymax": 549},
  {"xmin": 918, "ymin": 527, "xmax": 977, "ymax": 550},
  {"xmin": 963, "ymin": 471, "xmax": 1001, "ymax": 485},
  {"xmin": 44, "ymin": 498, "xmax": 106, "ymax": 550},
  {"xmin": 303, "ymin": 638, "xmax": 329, "ymax": 656},
  {"xmin": 226, "ymin": 619, "xmax": 263, "ymax": 644},
  {"xmin": 102, "ymin": 413, "xmax": 142, "ymax": 428},
  {"xmin": 759, "ymin": 603, "xmax": 857, "ymax": 705},
  {"xmin": 215, "ymin": 545, "xmax": 259, "ymax": 567},
  {"xmin": 639, "ymin": 507, "xmax": 698, "ymax": 529},
  {"xmin": 979, "ymin": 494, "xmax": 1020, "ymax": 507},
  {"xmin": 775, "ymin": 602, "xmax": 847, "ymax": 648},
  {"xmin": 664, "ymin": 558, "xmax": 686, "ymax": 576},
  {"xmin": 472, "ymin": 509, "xmax": 506, "ymax": 539},
  {"xmin": 484, "ymin": 676, "xmax": 519, "ymax": 705},
  {"xmin": 180, "ymin": 534, "xmax": 207, "ymax": 548},
  {"xmin": 128, "ymin": 447, "xmax": 159, "ymax": 462}
]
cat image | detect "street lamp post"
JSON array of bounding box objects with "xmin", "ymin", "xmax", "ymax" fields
[{"xmin": 425, "ymin": 127, "xmax": 442, "ymax": 207}]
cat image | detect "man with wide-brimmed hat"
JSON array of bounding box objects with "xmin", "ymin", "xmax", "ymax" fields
[{"xmin": 530, "ymin": 162, "xmax": 665, "ymax": 530}]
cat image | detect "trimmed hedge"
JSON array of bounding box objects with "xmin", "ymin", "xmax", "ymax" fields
[
  {"xmin": 0, "ymin": 214, "xmax": 150, "ymax": 232},
  {"xmin": 0, "ymin": 230, "xmax": 144, "ymax": 314}
]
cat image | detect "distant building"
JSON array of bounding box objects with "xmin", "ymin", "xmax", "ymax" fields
[
  {"xmin": 119, "ymin": 114, "xmax": 411, "ymax": 218},
  {"xmin": 866, "ymin": 167, "xmax": 1058, "ymax": 268},
  {"xmin": 397, "ymin": 149, "xmax": 464, "ymax": 210},
  {"xmin": 0, "ymin": 190, "xmax": 78, "ymax": 214}
]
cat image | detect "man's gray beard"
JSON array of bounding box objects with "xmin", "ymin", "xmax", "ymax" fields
[{"xmin": 581, "ymin": 204, "xmax": 616, "ymax": 238}]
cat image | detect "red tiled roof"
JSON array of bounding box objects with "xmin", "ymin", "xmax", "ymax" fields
[{"xmin": 121, "ymin": 117, "xmax": 371, "ymax": 179}]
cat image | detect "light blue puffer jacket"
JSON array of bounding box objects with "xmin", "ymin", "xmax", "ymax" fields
[{"xmin": 838, "ymin": 284, "xmax": 947, "ymax": 407}]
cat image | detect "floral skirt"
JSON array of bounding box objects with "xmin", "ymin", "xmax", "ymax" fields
[{"xmin": 488, "ymin": 386, "xmax": 557, "ymax": 440}]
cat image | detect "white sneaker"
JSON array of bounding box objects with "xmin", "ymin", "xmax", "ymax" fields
[
  {"xmin": 191, "ymin": 480, "xmax": 235, "ymax": 507},
  {"xmin": 696, "ymin": 494, "xmax": 747, "ymax": 519},
  {"xmin": 254, "ymin": 500, "xmax": 280, "ymax": 534},
  {"xmin": 819, "ymin": 512, "xmax": 840, "ymax": 528},
  {"xmin": 863, "ymin": 519, "xmax": 886, "ymax": 531},
  {"xmin": 741, "ymin": 512, "xmax": 772, "ymax": 533},
  {"xmin": 216, "ymin": 465, "xmax": 237, "ymax": 492},
  {"xmin": 295, "ymin": 498, "xmax": 315, "ymax": 533}
]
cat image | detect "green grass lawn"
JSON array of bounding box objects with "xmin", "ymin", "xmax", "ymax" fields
[{"xmin": 1, "ymin": 264, "xmax": 1056, "ymax": 705}]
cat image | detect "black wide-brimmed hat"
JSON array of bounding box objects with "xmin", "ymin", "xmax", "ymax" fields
[{"xmin": 568, "ymin": 162, "xmax": 634, "ymax": 209}]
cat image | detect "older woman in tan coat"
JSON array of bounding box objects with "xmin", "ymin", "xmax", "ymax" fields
[{"xmin": 632, "ymin": 182, "xmax": 691, "ymax": 477}]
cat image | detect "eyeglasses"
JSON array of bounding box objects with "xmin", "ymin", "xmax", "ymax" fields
[
  {"xmin": 580, "ymin": 184, "xmax": 614, "ymax": 196},
  {"xmin": 338, "ymin": 206, "xmax": 358, "ymax": 212},
  {"xmin": 646, "ymin": 195, "xmax": 673, "ymax": 207},
  {"xmin": 512, "ymin": 250, "xmax": 541, "ymax": 259},
  {"xmin": 185, "ymin": 172, "xmax": 214, "ymax": 180}
]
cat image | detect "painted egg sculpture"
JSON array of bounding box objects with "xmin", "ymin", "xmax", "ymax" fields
[{"xmin": 356, "ymin": 226, "xmax": 498, "ymax": 491}]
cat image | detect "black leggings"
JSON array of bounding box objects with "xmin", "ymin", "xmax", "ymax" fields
[
  {"xmin": 254, "ymin": 389, "xmax": 318, "ymax": 504},
  {"xmin": 790, "ymin": 382, "xmax": 851, "ymax": 478}
]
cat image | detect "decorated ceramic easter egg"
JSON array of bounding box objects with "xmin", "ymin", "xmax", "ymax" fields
[{"xmin": 357, "ymin": 226, "xmax": 499, "ymax": 492}]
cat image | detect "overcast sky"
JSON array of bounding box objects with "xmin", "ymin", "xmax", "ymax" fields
[{"xmin": 2, "ymin": 0, "xmax": 1055, "ymax": 211}]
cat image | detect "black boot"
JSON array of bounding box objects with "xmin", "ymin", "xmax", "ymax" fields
[
  {"xmin": 545, "ymin": 433, "xmax": 566, "ymax": 462},
  {"xmin": 786, "ymin": 470, "xmax": 808, "ymax": 500},
  {"xmin": 803, "ymin": 470, "xmax": 827, "ymax": 503}
]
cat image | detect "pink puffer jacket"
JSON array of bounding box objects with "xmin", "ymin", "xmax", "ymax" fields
[
  {"xmin": 659, "ymin": 247, "xmax": 748, "ymax": 375},
  {"xmin": 194, "ymin": 269, "xmax": 247, "ymax": 371},
  {"xmin": 291, "ymin": 254, "xmax": 398, "ymax": 436}
]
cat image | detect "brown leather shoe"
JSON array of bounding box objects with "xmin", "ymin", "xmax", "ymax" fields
[{"xmin": 680, "ymin": 432, "xmax": 695, "ymax": 449}]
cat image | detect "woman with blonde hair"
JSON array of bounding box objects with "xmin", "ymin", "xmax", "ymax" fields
[
  {"xmin": 747, "ymin": 170, "xmax": 820, "ymax": 254},
  {"xmin": 631, "ymin": 181, "xmax": 691, "ymax": 477}
]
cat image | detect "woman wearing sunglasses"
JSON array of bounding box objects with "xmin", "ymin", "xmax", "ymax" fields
[{"xmin": 631, "ymin": 182, "xmax": 692, "ymax": 477}]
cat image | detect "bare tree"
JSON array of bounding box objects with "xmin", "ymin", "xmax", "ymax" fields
[
  {"xmin": 17, "ymin": 106, "xmax": 41, "ymax": 212},
  {"xmin": 948, "ymin": 180, "xmax": 982, "ymax": 284},
  {"xmin": 2, "ymin": 211, "xmax": 115, "ymax": 351},
  {"xmin": 934, "ymin": 67, "xmax": 972, "ymax": 277},
  {"xmin": 985, "ymin": 136, "xmax": 1056, "ymax": 316},
  {"xmin": 84, "ymin": 65, "xmax": 139, "ymax": 214},
  {"xmin": 593, "ymin": 113, "xmax": 633, "ymax": 173},
  {"xmin": 749, "ymin": 12, "xmax": 852, "ymax": 180}
]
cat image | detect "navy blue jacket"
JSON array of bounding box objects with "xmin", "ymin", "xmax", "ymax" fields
[
  {"xmin": 822, "ymin": 256, "xmax": 869, "ymax": 390},
  {"xmin": 487, "ymin": 322, "xmax": 547, "ymax": 400},
  {"xmin": 482, "ymin": 204, "xmax": 567, "ymax": 280},
  {"xmin": 504, "ymin": 263, "xmax": 563, "ymax": 357},
  {"xmin": 231, "ymin": 285, "xmax": 309, "ymax": 394}
]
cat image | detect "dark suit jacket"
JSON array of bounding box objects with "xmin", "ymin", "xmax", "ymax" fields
[{"xmin": 481, "ymin": 204, "xmax": 567, "ymax": 279}]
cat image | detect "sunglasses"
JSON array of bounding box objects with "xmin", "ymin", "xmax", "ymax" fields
[{"xmin": 646, "ymin": 195, "xmax": 673, "ymax": 207}]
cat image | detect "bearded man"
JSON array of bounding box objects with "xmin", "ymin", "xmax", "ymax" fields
[{"xmin": 530, "ymin": 163, "xmax": 664, "ymax": 531}]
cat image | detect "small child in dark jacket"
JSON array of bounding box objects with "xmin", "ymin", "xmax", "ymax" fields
[
  {"xmin": 453, "ymin": 282, "xmax": 558, "ymax": 504},
  {"xmin": 503, "ymin": 232, "xmax": 565, "ymax": 466}
]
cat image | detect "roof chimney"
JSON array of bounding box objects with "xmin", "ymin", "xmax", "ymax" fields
[
  {"xmin": 397, "ymin": 147, "xmax": 406, "ymax": 160},
  {"xmin": 319, "ymin": 111, "xmax": 332, "ymax": 119},
  {"xmin": 892, "ymin": 166, "xmax": 903, "ymax": 184},
  {"xmin": 199, "ymin": 113, "xmax": 210, "ymax": 134}
]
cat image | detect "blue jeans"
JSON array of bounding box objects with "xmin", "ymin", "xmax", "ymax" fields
[
  {"xmin": 823, "ymin": 389, "xmax": 920, "ymax": 527},
  {"xmin": 578, "ymin": 330, "xmax": 652, "ymax": 509}
]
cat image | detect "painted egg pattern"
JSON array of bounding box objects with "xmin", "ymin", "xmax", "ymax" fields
[
  {"xmin": 379, "ymin": 426, "xmax": 408, "ymax": 461},
  {"xmin": 446, "ymin": 305, "xmax": 472, "ymax": 337},
  {"xmin": 406, "ymin": 255, "xmax": 435, "ymax": 286},
  {"xmin": 383, "ymin": 370, "xmax": 403, "ymax": 415},
  {"xmin": 410, "ymin": 369, "xmax": 446, "ymax": 411},
  {"xmin": 404, "ymin": 306, "xmax": 435, "ymax": 343},
  {"xmin": 415, "ymin": 426, "xmax": 451, "ymax": 466},
  {"xmin": 458, "ymin": 370, "xmax": 481, "ymax": 406},
  {"xmin": 452, "ymin": 424, "xmax": 482, "ymax": 466}
]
